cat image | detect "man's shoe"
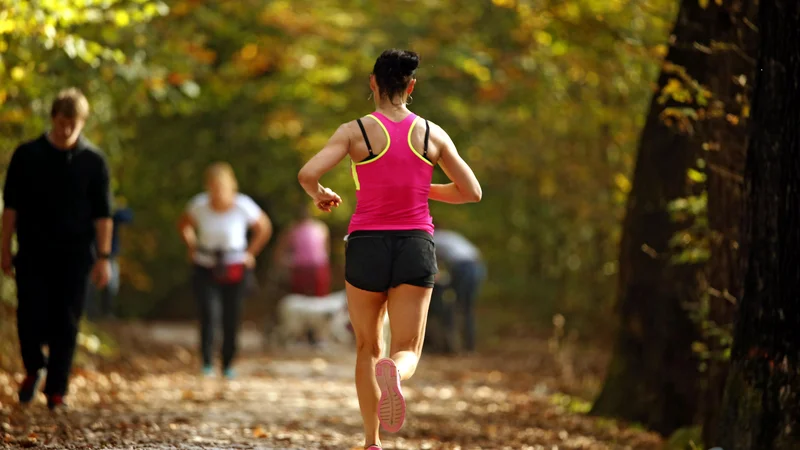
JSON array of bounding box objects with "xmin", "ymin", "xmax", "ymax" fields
[
  {"xmin": 46, "ymin": 394, "xmax": 66, "ymax": 411},
  {"xmin": 18, "ymin": 372, "xmax": 42, "ymax": 404}
]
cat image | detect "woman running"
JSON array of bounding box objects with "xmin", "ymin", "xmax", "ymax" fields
[
  {"xmin": 298, "ymin": 49, "xmax": 481, "ymax": 450},
  {"xmin": 178, "ymin": 162, "xmax": 272, "ymax": 379}
]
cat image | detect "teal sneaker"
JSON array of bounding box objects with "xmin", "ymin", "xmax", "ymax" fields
[
  {"xmin": 223, "ymin": 367, "xmax": 236, "ymax": 380},
  {"xmin": 202, "ymin": 365, "xmax": 214, "ymax": 377}
]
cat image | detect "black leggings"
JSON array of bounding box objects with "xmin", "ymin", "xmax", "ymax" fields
[{"xmin": 192, "ymin": 265, "xmax": 248, "ymax": 369}]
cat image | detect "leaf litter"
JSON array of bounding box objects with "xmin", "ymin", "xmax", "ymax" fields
[{"xmin": 0, "ymin": 322, "xmax": 662, "ymax": 449}]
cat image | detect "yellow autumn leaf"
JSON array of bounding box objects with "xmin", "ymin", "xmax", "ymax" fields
[
  {"xmin": 114, "ymin": 10, "xmax": 130, "ymax": 27},
  {"xmin": 614, "ymin": 173, "xmax": 632, "ymax": 194},
  {"xmin": 240, "ymin": 43, "xmax": 258, "ymax": 60},
  {"xmin": 0, "ymin": 18, "xmax": 15, "ymax": 34},
  {"xmin": 687, "ymin": 168, "xmax": 707, "ymax": 183},
  {"xmin": 10, "ymin": 66, "xmax": 25, "ymax": 81},
  {"xmin": 491, "ymin": 0, "xmax": 515, "ymax": 8},
  {"xmin": 662, "ymin": 78, "xmax": 683, "ymax": 96},
  {"xmin": 535, "ymin": 30, "xmax": 553, "ymax": 46}
]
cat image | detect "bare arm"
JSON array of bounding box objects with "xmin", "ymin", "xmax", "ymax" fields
[
  {"xmin": 89, "ymin": 154, "xmax": 114, "ymax": 256},
  {"xmin": 298, "ymin": 123, "xmax": 350, "ymax": 210},
  {"xmin": 429, "ymin": 128, "xmax": 482, "ymax": 204},
  {"xmin": 1, "ymin": 209, "xmax": 16, "ymax": 256},
  {"xmin": 94, "ymin": 218, "xmax": 113, "ymax": 255},
  {"xmin": 2, "ymin": 146, "xmax": 22, "ymax": 262},
  {"xmin": 177, "ymin": 212, "xmax": 197, "ymax": 251},
  {"xmin": 247, "ymin": 211, "xmax": 273, "ymax": 257}
]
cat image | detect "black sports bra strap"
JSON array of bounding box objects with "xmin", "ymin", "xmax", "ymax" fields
[
  {"xmin": 356, "ymin": 118, "xmax": 374, "ymax": 156},
  {"xmin": 423, "ymin": 120, "xmax": 430, "ymax": 158}
]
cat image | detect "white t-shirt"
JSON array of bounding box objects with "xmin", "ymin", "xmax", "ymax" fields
[{"xmin": 187, "ymin": 192, "xmax": 262, "ymax": 267}]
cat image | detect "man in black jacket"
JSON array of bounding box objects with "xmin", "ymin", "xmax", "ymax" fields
[{"xmin": 1, "ymin": 87, "xmax": 113, "ymax": 410}]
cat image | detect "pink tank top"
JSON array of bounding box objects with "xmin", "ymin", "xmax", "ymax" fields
[
  {"xmin": 348, "ymin": 111, "xmax": 435, "ymax": 235},
  {"xmin": 290, "ymin": 220, "xmax": 329, "ymax": 266}
]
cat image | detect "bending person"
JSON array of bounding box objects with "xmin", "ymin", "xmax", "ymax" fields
[
  {"xmin": 433, "ymin": 228, "xmax": 486, "ymax": 354},
  {"xmin": 298, "ymin": 49, "xmax": 481, "ymax": 450},
  {"xmin": 274, "ymin": 206, "xmax": 331, "ymax": 298},
  {"xmin": 273, "ymin": 207, "xmax": 331, "ymax": 344}
]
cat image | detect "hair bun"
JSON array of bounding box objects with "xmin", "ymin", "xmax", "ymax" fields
[
  {"xmin": 398, "ymin": 51, "xmax": 420, "ymax": 75},
  {"xmin": 372, "ymin": 49, "xmax": 421, "ymax": 101}
]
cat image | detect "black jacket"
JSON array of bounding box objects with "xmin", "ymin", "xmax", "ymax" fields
[{"xmin": 3, "ymin": 133, "xmax": 111, "ymax": 261}]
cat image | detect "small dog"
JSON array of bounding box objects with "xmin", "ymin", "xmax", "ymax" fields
[
  {"xmin": 269, "ymin": 290, "xmax": 352, "ymax": 347},
  {"xmin": 268, "ymin": 289, "xmax": 393, "ymax": 355}
]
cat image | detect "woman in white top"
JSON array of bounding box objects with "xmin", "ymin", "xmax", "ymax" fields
[{"xmin": 178, "ymin": 162, "xmax": 272, "ymax": 378}]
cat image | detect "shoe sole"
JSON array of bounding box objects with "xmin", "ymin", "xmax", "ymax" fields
[{"xmin": 375, "ymin": 358, "xmax": 405, "ymax": 433}]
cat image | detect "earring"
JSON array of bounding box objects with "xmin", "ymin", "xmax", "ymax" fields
[
  {"xmin": 368, "ymin": 91, "xmax": 374, "ymax": 101},
  {"xmin": 406, "ymin": 95, "xmax": 413, "ymax": 105}
]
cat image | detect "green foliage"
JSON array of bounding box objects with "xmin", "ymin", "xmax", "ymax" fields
[
  {"xmin": 0, "ymin": 0, "xmax": 681, "ymax": 334},
  {"xmin": 665, "ymin": 425, "xmax": 704, "ymax": 450},
  {"xmin": 660, "ymin": 26, "xmax": 752, "ymax": 368},
  {"xmin": 668, "ymin": 190, "xmax": 710, "ymax": 265},
  {"xmin": 549, "ymin": 392, "xmax": 593, "ymax": 414}
]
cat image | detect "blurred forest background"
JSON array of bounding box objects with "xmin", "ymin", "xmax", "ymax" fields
[
  {"xmin": 1, "ymin": 0, "xmax": 773, "ymax": 447},
  {"xmin": 0, "ymin": 0, "xmax": 680, "ymax": 333}
]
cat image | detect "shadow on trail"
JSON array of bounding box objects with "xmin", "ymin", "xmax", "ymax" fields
[{"xmin": 0, "ymin": 322, "xmax": 663, "ymax": 449}]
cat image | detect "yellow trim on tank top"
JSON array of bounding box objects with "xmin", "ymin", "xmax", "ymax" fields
[
  {"xmin": 407, "ymin": 116, "xmax": 434, "ymax": 167},
  {"xmin": 354, "ymin": 114, "xmax": 391, "ymax": 166},
  {"xmin": 350, "ymin": 158, "xmax": 361, "ymax": 190}
]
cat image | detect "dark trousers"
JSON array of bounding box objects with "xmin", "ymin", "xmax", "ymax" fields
[
  {"xmin": 434, "ymin": 260, "xmax": 486, "ymax": 353},
  {"xmin": 192, "ymin": 265, "xmax": 247, "ymax": 369},
  {"xmin": 15, "ymin": 255, "xmax": 91, "ymax": 397}
]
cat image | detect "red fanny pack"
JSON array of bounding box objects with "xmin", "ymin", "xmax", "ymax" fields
[{"xmin": 213, "ymin": 263, "xmax": 246, "ymax": 284}]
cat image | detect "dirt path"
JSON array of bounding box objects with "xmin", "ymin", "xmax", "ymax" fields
[{"xmin": 0, "ymin": 322, "xmax": 663, "ymax": 449}]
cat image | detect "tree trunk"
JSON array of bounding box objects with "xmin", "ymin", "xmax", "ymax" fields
[
  {"xmin": 716, "ymin": 1, "xmax": 800, "ymax": 449},
  {"xmin": 591, "ymin": 0, "xmax": 751, "ymax": 435},
  {"xmin": 696, "ymin": 1, "xmax": 758, "ymax": 445}
]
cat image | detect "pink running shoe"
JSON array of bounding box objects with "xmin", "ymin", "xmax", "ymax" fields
[
  {"xmin": 366, "ymin": 446, "xmax": 382, "ymax": 450},
  {"xmin": 375, "ymin": 357, "xmax": 406, "ymax": 433}
]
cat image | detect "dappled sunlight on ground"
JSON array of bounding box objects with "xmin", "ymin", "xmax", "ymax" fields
[{"xmin": 0, "ymin": 322, "xmax": 662, "ymax": 449}]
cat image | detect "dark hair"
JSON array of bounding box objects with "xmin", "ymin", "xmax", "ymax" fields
[
  {"xmin": 51, "ymin": 87, "xmax": 90, "ymax": 119},
  {"xmin": 372, "ymin": 49, "xmax": 420, "ymax": 102}
]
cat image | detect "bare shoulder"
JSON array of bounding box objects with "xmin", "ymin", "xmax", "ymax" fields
[
  {"xmin": 425, "ymin": 119, "xmax": 455, "ymax": 148},
  {"xmin": 340, "ymin": 119, "xmax": 360, "ymax": 135}
]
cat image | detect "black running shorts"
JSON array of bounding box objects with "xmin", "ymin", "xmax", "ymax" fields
[{"xmin": 345, "ymin": 230, "xmax": 438, "ymax": 292}]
